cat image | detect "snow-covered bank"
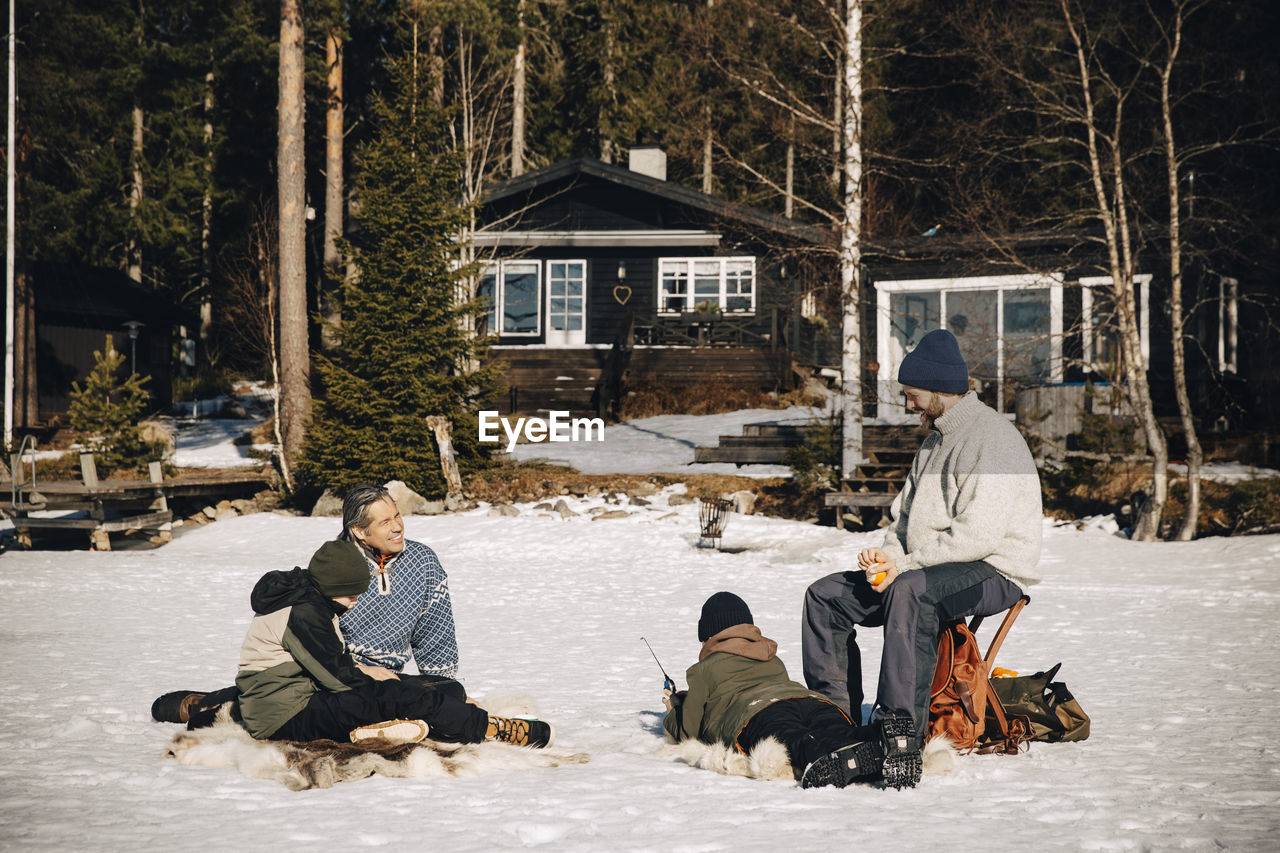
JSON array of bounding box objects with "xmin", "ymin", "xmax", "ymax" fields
[
  {"xmin": 1, "ymin": 505, "xmax": 1278, "ymax": 852},
  {"xmin": 506, "ymin": 405, "xmax": 824, "ymax": 477}
]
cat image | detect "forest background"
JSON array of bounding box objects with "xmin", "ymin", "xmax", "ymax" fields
[{"xmin": 7, "ymin": 0, "xmax": 1279, "ymax": 533}]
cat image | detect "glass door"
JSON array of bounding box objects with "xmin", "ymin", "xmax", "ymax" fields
[{"xmin": 546, "ymin": 260, "xmax": 587, "ymax": 346}]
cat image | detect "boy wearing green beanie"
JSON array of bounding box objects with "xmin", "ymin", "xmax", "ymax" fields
[{"xmin": 235, "ymin": 540, "xmax": 553, "ymax": 748}]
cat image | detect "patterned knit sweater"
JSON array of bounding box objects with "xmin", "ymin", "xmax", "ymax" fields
[
  {"xmin": 337, "ymin": 539, "xmax": 460, "ymax": 678},
  {"xmin": 880, "ymin": 391, "xmax": 1044, "ymax": 590}
]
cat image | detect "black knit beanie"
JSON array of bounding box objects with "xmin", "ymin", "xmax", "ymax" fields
[
  {"xmin": 898, "ymin": 328, "xmax": 969, "ymax": 395},
  {"xmin": 308, "ymin": 540, "xmax": 370, "ymax": 597},
  {"xmin": 698, "ymin": 591, "xmax": 754, "ymax": 642}
]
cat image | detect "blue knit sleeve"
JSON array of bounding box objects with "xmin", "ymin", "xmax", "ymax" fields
[{"xmin": 409, "ymin": 545, "xmax": 460, "ymax": 679}]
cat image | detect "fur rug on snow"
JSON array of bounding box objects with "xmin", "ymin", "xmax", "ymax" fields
[
  {"xmin": 165, "ymin": 692, "xmax": 589, "ymax": 791},
  {"xmin": 660, "ymin": 735, "xmax": 959, "ymax": 784}
]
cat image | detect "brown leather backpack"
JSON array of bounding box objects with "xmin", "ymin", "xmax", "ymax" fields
[{"xmin": 928, "ymin": 620, "xmax": 1028, "ymax": 754}]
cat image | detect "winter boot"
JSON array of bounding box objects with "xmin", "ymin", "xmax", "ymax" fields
[
  {"xmin": 349, "ymin": 719, "xmax": 430, "ymax": 745},
  {"xmin": 151, "ymin": 690, "xmax": 209, "ymax": 724},
  {"xmin": 799, "ymin": 739, "xmax": 885, "ymax": 789},
  {"xmin": 798, "ymin": 710, "xmax": 923, "ymax": 790},
  {"xmin": 874, "ymin": 709, "xmax": 923, "ymax": 790},
  {"xmin": 486, "ymin": 715, "xmax": 555, "ymax": 748}
]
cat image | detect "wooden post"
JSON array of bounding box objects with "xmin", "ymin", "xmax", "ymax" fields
[
  {"xmin": 425, "ymin": 416, "xmax": 464, "ymax": 498},
  {"xmin": 79, "ymin": 452, "xmax": 99, "ymax": 490},
  {"xmin": 149, "ymin": 460, "xmax": 172, "ymax": 544}
]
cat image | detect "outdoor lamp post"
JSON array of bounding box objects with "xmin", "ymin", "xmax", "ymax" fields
[{"xmin": 122, "ymin": 320, "xmax": 145, "ymax": 375}]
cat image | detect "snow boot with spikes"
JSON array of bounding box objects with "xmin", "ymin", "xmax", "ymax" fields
[
  {"xmin": 876, "ymin": 709, "xmax": 924, "ymax": 789},
  {"xmin": 799, "ymin": 739, "xmax": 884, "ymax": 789}
]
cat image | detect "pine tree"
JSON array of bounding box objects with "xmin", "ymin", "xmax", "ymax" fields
[
  {"xmin": 298, "ymin": 43, "xmax": 498, "ymax": 498},
  {"xmin": 67, "ymin": 336, "xmax": 165, "ymax": 474}
]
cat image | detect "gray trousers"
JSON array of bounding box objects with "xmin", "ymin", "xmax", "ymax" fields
[{"xmin": 801, "ymin": 560, "xmax": 1022, "ymax": 733}]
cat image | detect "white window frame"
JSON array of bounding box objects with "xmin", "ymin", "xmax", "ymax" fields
[
  {"xmin": 480, "ymin": 260, "xmax": 542, "ymax": 337},
  {"xmin": 545, "ymin": 259, "xmax": 588, "ymax": 344},
  {"xmin": 1079, "ymin": 274, "xmax": 1152, "ymax": 374},
  {"xmin": 658, "ymin": 256, "xmax": 756, "ymax": 315},
  {"xmin": 874, "ymin": 273, "xmax": 1065, "ymax": 414}
]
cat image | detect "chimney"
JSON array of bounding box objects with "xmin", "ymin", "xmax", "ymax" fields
[{"xmin": 628, "ymin": 145, "xmax": 667, "ymax": 181}]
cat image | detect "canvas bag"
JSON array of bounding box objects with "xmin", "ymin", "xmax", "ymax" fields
[
  {"xmin": 927, "ymin": 621, "xmax": 1027, "ymax": 753},
  {"xmin": 989, "ymin": 663, "xmax": 1090, "ymax": 743}
]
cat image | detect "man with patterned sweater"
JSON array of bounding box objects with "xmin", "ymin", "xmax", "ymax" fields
[
  {"xmin": 337, "ymin": 484, "xmax": 461, "ymax": 689},
  {"xmin": 152, "ymin": 484, "xmax": 466, "ymax": 726},
  {"xmin": 801, "ymin": 329, "xmax": 1043, "ymax": 738}
]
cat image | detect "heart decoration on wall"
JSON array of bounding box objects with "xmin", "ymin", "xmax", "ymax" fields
[{"xmin": 613, "ymin": 285, "xmax": 632, "ymax": 305}]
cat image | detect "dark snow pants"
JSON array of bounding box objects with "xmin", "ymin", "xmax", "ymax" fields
[
  {"xmin": 186, "ymin": 674, "xmax": 466, "ymax": 730},
  {"xmin": 801, "ymin": 560, "xmax": 1022, "ymax": 734},
  {"xmin": 738, "ymin": 697, "xmax": 876, "ymax": 779},
  {"xmin": 268, "ymin": 677, "xmax": 489, "ymax": 743}
]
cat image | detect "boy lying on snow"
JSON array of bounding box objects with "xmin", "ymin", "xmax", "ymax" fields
[
  {"xmin": 225, "ymin": 539, "xmax": 553, "ymax": 749},
  {"xmin": 662, "ymin": 592, "xmax": 923, "ymax": 789}
]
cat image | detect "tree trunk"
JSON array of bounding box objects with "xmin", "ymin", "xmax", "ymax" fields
[
  {"xmin": 600, "ymin": 6, "xmax": 617, "ymax": 164},
  {"xmin": 1062, "ymin": 0, "xmax": 1166, "ymax": 540},
  {"xmin": 128, "ymin": 1, "xmax": 144, "ymax": 284},
  {"xmin": 839, "ymin": 0, "xmax": 864, "ymax": 474},
  {"xmin": 702, "ymin": 104, "xmax": 714, "ymax": 194},
  {"xmin": 322, "ymin": 26, "xmax": 344, "ymax": 349},
  {"xmin": 428, "ymin": 24, "xmax": 444, "ymax": 109},
  {"xmin": 200, "ymin": 59, "xmax": 214, "ymax": 346},
  {"xmin": 128, "ymin": 101, "xmax": 144, "ymax": 283},
  {"xmin": 277, "ymin": 0, "xmax": 309, "ymax": 487},
  {"xmin": 831, "ymin": 46, "xmax": 843, "ymax": 190},
  {"xmin": 785, "ymin": 113, "xmax": 795, "ymax": 219},
  {"xmin": 14, "ymin": 266, "xmax": 35, "ymax": 429},
  {"xmin": 1159, "ymin": 4, "xmax": 1201, "ymax": 541},
  {"xmin": 511, "ymin": 0, "xmax": 527, "ymax": 177}
]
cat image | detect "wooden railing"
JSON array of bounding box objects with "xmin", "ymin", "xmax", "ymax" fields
[{"xmin": 632, "ymin": 307, "xmax": 785, "ymax": 349}]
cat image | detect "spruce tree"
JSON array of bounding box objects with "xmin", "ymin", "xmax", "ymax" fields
[
  {"xmin": 298, "ymin": 45, "xmax": 498, "ymax": 498},
  {"xmin": 67, "ymin": 336, "xmax": 165, "ymax": 475}
]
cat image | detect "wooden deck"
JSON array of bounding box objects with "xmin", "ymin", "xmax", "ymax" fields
[{"xmin": 4, "ymin": 459, "xmax": 275, "ymax": 550}]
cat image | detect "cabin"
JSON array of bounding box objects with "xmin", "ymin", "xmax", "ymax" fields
[
  {"xmin": 472, "ymin": 152, "xmax": 1272, "ymax": 465},
  {"xmin": 863, "ymin": 231, "xmax": 1271, "ymax": 460},
  {"xmin": 473, "ymin": 148, "xmax": 832, "ymax": 417},
  {"xmin": 10, "ymin": 263, "xmax": 194, "ymax": 432}
]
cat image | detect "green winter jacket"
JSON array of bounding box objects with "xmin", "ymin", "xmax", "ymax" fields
[
  {"xmin": 663, "ymin": 624, "xmax": 839, "ymax": 748},
  {"xmin": 235, "ymin": 567, "xmax": 374, "ymax": 739}
]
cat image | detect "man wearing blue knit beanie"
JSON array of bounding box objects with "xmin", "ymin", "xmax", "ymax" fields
[{"xmin": 801, "ymin": 328, "xmax": 1044, "ymax": 739}]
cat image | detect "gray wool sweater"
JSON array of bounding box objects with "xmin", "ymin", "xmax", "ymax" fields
[{"xmin": 881, "ymin": 391, "xmax": 1044, "ymax": 589}]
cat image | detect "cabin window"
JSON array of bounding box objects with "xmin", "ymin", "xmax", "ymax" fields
[
  {"xmin": 658, "ymin": 257, "xmax": 756, "ymax": 314},
  {"xmin": 875, "ymin": 273, "xmax": 1067, "ymax": 413},
  {"xmin": 478, "ymin": 260, "xmax": 541, "ymax": 336},
  {"xmin": 1079, "ymin": 274, "xmax": 1151, "ymax": 379}
]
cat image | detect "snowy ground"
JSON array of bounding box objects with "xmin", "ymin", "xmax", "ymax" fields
[
  {"xmin": 3, "ymin": 405, "xmax": 1278, "ymax": 851},
  {"xmin": 2, "ymin": 500, "xmax": 1278, "ymax": 850}
]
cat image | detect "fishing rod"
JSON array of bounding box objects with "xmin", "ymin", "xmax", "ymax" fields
[{"xmin": 640, "ymin": 636, "xmax": 677, "ymax": 694}]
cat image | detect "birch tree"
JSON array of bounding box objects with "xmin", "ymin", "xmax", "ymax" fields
[
  {"xmin": 705, "ymin": 0, "xmax": 867, "ymax": 470},
  {"xmin": 1152, "ymin": 0, "xmax": 1202, "ymax": 540},
  {"xmin": 838, "ymin": 0, "xmax": 865, "ymax": 472}
]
